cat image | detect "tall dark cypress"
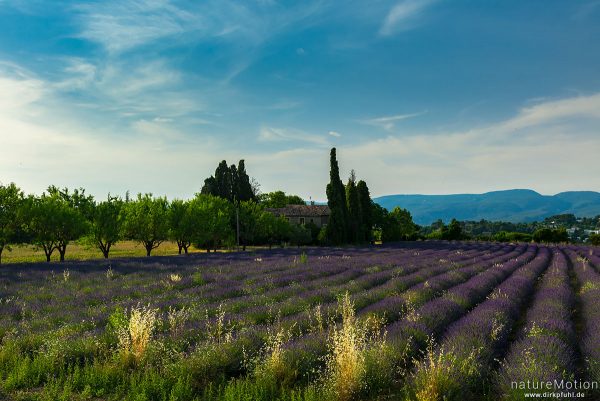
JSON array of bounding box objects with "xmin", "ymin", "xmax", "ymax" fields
[
  {"xmin": 346, "ymin": 170, "xmax": 360, "ymax": 243},
  {"xmin": 356, "ymin": 180, "xmax": 372, "ymax": 243},
  {"xmin": 229, "ymin": 164, "xmax": 238, "ymax": 202},
  {"xmin": 201, "ymin": 176, "xmax": 217, "ymax": 196},
  {"xmin": 202, "ymin": 160, "xmax": 256, "ymax": 203},
  {"xmin": 325, "ymin": 148, "xmax": 348, "ymax": 245},
  {"xmin": 236, "ymin": 160, "xmax": 255, "ymax": 202},
  {"xmin": 214, "ymin": 160, "xmax": 232, "ymax": 201}
]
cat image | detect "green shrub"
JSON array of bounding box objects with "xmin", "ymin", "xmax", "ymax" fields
[{"xmin": 192, "ymin": 272, "xmax": 206, "ymax": 286}]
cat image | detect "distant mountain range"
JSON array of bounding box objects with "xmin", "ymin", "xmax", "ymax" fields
[{"xmin": 373, "ymin": 190, "xmax": 600, "ymax": 225}]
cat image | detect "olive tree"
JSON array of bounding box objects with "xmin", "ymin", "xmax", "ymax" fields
[
  {"xmin": 24, "ymin": 193, "xmax": 88, "ymax": 262},
  {"xmin": 0, "ymin": 183, "xmax": 24, "ymax": 264},
  {"xmin": 189, "ymin": 194, "xmax": 233, "ymax": 252},
  {"xmin": 121, "ymin": 194, "xmax": 169, "ymax": 256},
  {"xmin": 238, "ymin": 200, "xmax": 263, "ymax": 251},
  {"xmin": 91, "ymin": 196, "xmax": 123, "ymax": 258},
  {"xmin": 257, "ymin": 212, "xmax": 291, "ymax": 249},
  {"xmin": 168, "ymin": 199, "xmax": 194, "ymax": 254}
]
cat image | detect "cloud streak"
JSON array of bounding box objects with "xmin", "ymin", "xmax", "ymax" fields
[
  {"xmin": 498, "ymin": 93, "xmax": 600, "ymax": 132},
  {"xmin": 74, "ymin": 0, "xmax": 198, "ymax": 54},
  {"xmin": 258, "ymin": 126, "xmax": 330, "ymax": 146},
  {"xmin": 360, "ymin": 111, "xmax": 427, "ymax": 131},
  {"xmin": 341, "ymin": 94, "xmax": 600, "ymax": 196},
  {"xmin": 379, "ymin": 0, "xmax": 437, "ymax": 36}
]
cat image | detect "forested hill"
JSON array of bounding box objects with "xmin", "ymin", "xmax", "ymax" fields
[{"xmin": 373, "ymin": 189, "xmax": 600, "ymax": 225}]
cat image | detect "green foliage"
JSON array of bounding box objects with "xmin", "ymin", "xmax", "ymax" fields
[
  {"xmin": 445, "ymin": 218, "xmax": 464, "ymax": 240},
  {"xmin": 425, "ymin": 214, "xmax": 600, "ymax": 243},
  {"xmin": 47, "ymin": 186, "xmax": 96, "ymax": 221},
  {"xmin": 382, "ymin": 207, "xmax": 418, "ymax": 242},
  {"xmin": 192, "ymin": 272, "xmax": 206, "ymax": 286},
  {"xmin": 258, "ymin": 212, "xmax": 291, "ymax": 248},
  {"xmin": 91, "ymin": 196, "xmax": 123, "ymax": 258},
  {"xmin": 169, "ymin": 199, "xmax": 194, "ymax": 254},
  {"xmin": 289, "ymin": 225, "xmax": 312, "ymax": 247},
  {"xmin": 236, "ymin": 160, "xmax": 256, "ymax": 203},
  {"xmin": 370, "ymin": 202, "xmax": 388, "ymax": 239},
  {"xmin": 543, "ymin": 213, "xmax": 577, "ymax": 226},
  {"xmin": 317, "ymin": 226, "xmax": 327, "ymax": 245},
  {"xmin": 356, "ymin": 180, "xmax": 372, "ymax": 243},
  {"xmin": 303, "ymin": 221, "xmax": 320, "ymax": 245},
  {"xmin": 238, "ymin": 201, "xmax": 264, "ymax": 249},
  {"xmin": 492, "ymin": 231, "xmax": 532, "ymax": 243},
  {"xmin": 590, "ymin": 233, "xmax": 600, "ymax": 245},
  {"xmin": 23, "ymin": 191, "xmax": 89, "ymax": 262},
  {"xmin": 532, "ymin": 227, "xmax": 569, "ymax": 243},
  {"xmin": 325, "ymin": 148, "xmax": 348, "ymax": 245},
  {"xmin": 121, "ymin": 194, "xmax": 170, "ymax": 256},
  {"xmin": 106, "ymin": 307, "xmax": 128, "ymax": 337},
  {"xmin": 345, "ymin": 171, "xmax": 360, "ymax": 244},
  {"xmin": 427, "ymin": 219, "xmax": 466, "ymax": 241},
  {"xmin": 258, "ymin": 191, "xmax": 305, "ymax": 208},
  {"xmin": 0, "ymin": 182, "xmax": 24, "ymax": 264},
  {"xmin": 201, "ymin": 160, "xmax": 256, "ymax": 203},
  {"xmin": 189, "ymin": 194, "xmax": 233, "ymax": 252}
]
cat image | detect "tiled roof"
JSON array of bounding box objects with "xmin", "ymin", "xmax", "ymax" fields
[{"xmin": 265, "ymin": 204, "xmax": 330, "ymax": 217}]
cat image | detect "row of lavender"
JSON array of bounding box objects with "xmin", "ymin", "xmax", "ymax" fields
[
  {"xmin": 496, "ymin": 250, "xmax": 577, "ymax": 400},
  {"xmin": 187, "ymin": 242, "xmax": 523, "ymax": 362},
  {"xmin": 404, "ymin": 246, "xmax": 600, "ymax": 401},
  {"xmin": 266, "ymin": 244, "xmax": 534, "ymax": 389},
  {"xmin": 166, "ymin": 243, "xmax": 526, "ymax": 395},
  {"xmin": 406, "ymin": 246, "xmax": 552, "ymax": 399},
  {"xmin": 567, "ymin": 249, "xmax": 600, "ymax": 387}
]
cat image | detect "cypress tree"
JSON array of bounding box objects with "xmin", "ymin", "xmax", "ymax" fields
[
  {"xmin": 325, "ymin": 148, "xmax": 348, "ymax": 245},
  {"xmin": 356, "ymin": 180, "xmax": 372, "ymax": 243},
  {"xmin": 215, "ymin": 160, "xmax": 232, "ymax": 201},
  {"xmin": 201, "ymin": 176, "xmax": 217, "ymax": 196},
  {"xmin": 346, "ymin": 170, "xmax": 360, "ymax": 243},
  {"xmin": 201, "ymin": 160, "xmax": 256, "ymax": 203},
  {"xmin": 229, "ymin": 163, "xmax": 238, "ymax": 202},
  {"xmin": 236, "ymin": 160, "xmax": 255, "ymax": 202}
]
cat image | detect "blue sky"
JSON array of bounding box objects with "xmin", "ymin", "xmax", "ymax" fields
[{"xmin": 1, "ymin": 0, "xmax": 599, "ymax": 200}]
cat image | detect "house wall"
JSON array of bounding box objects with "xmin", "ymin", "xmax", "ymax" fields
[{"xmin": 286, "ymin": 216, "xmax": 328, "ymax": 228}]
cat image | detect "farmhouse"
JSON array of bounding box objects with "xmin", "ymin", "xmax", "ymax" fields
[{"xmin": 265, "ymin": 204, "xmax": 331, "ymax": 227}]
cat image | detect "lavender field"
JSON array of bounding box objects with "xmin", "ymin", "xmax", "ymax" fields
[{"xmin": 0, "ymin": 242, "xmax": 599, "ymax": 401}]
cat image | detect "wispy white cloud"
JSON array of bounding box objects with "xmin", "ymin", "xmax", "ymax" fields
[
  {"xmin": 52, "ymin": 58, "xmax": 97, "ymax": 91},
  {"xmin": 71, "ymin": 0, "xmax": 329, "ymax": 87},
  {"xmin": 341, "ymin": 93, "xmax": 600, "ymax": 196},
  {"xmin": 74, "ymin": 1, "xmax": 326, "ymax": 55},
  {"xmin": 361, "ymin": 111, "xmax": 427, "ymax": 131},
  {"xmin": 497, "ymin": 93, "xmax": 600, "ymax": 132},
  {"xmin": 0, "ymin": 63, "xmax": 219, "ymax": 198},
  {"xmin": 328, "ymin": 131, "xmax": 342, "ymax": 137},
  {"xmin": 103, "ymin": 60, "xmax": 181, "ymax": 94},
  {"xmin": 50, "ymin": 57, "xmax": 201, "ymax": 120},
  {"xmin": 258, "ymin": 126, "xmax": 330, "ymax": 146},
  {"xmin": 379, "ymin": 0, "xmax": 437, "ymax": 36},
  {"xmin": 74, "ymin": 0, "xmax": 198, "ymax": 54},
  {"xmin": 250, "ymin": 93, "xmax": 600, "ymax": 198}
]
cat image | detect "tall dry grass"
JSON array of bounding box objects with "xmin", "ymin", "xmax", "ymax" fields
[{"xmin": 118, "ymin": 305, "xmax": 159, "ymax": 361}]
